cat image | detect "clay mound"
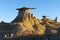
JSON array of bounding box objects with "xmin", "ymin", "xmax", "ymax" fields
[{"xmin": 15, "ymin": 17, "xmax": 46, "ymax": 37}]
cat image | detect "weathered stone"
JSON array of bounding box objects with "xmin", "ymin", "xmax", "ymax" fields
[{"xmin": 0, "ymin": 7, "xmax": 60, "ymax": 40}]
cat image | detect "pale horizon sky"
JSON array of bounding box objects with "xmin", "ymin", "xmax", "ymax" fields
[{"xmin": 0, "ymin": 0, "xmax": 60, "ymax": 22}]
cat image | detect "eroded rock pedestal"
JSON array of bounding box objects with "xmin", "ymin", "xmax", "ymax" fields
[{"xmin": 12, "ymin": 7, "xmax": 46, "ymax": 37}]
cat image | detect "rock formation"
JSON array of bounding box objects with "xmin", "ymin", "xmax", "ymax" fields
[{"xmin": 0, "ymin": 7, "xmax": 60, "ymax": 40}]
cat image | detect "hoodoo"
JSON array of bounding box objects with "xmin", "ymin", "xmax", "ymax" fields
[{"xmin": 12, "ymin": 7, "xmax": 35, "ymax": 23}]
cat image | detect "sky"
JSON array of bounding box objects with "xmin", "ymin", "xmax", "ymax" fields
[{"xmin": 0, "ymin": 0, "xmax": 60, "ymax": 22}]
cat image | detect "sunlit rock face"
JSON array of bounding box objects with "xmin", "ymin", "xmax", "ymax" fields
[
  {"xmin": 11, "ymin": 7, "xmax": 46, "ymax": 37},
  {"xmin": 0, "ymin": 7, "xmax": 60, "ymax": 40}
]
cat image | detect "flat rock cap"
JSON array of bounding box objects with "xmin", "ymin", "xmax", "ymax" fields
[{"xmin": 16, "ymin": 7, "xmax": 35, "ymax": 10}]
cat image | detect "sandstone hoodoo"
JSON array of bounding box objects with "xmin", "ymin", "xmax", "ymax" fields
[
  {"xmin": 12, "ymin": 7, "xmax": 35, "ymax": 22},
  {"xmin": 0, "ymin": 7, "xmax": 60, "ymax": 40}
]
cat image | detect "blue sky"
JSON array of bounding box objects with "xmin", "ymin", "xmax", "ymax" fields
[{"xmin": 0, "ymin": 0, "xmax": 60, "ymax": 22}]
